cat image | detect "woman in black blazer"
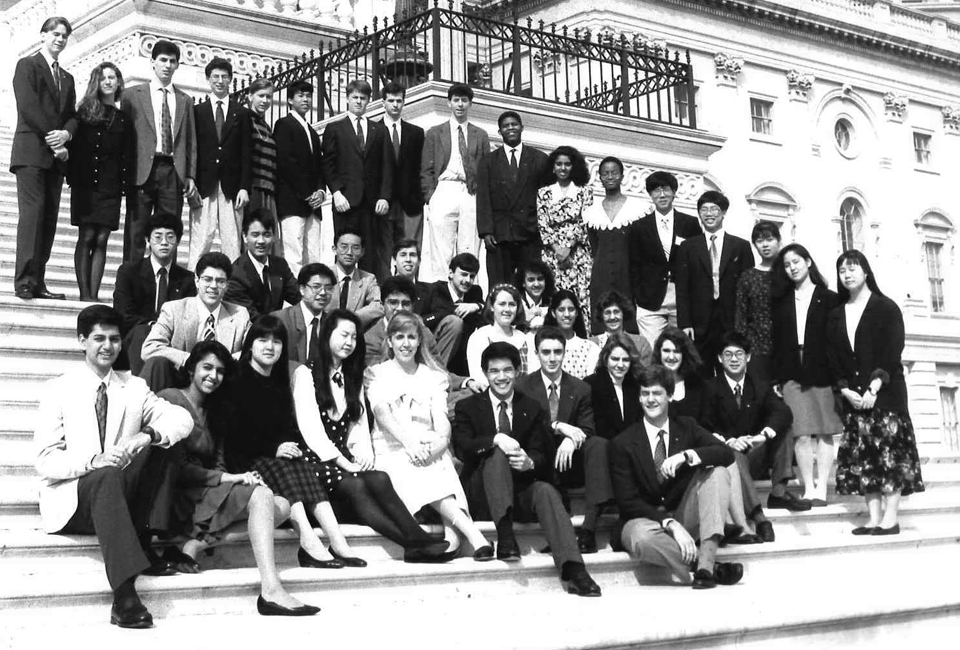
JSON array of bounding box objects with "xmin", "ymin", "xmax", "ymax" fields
[
  {"xmin": 653, "ymin": 326, "xmax": 708, "ymax": 423},
  {"xmin": 771, "ymin": 243, "xmax": 843, "ymax": 507},
  {"xmin": 585, "ymin": 332, "xmax": 643, "ymax": 439},
  {"xmin": 826, "ymin": 250, "xmax": 923, "ymax": 535}
]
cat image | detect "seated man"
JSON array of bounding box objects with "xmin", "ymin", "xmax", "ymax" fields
[
  {"xmin": 140, "ymin": 251, "xmax": 250, "ymax": 391},
  {"xmin": 35, "ymin": 305, "xmax": 193, "ymax": 628},
  {"xmin": 391, "ymin": 238, "xmax": 431, "ymax": 312},
  {"xmin": 453, "ymin": 342, "xmax": 601, "ymax": 597},
  {"xmin": 610, "ymin": 365, "xmax": 743, "ymax": 589},
  {"xmin": 224, "ymin": 208, "xmax": 300, "ymax": 319},
  {"xmin": 516, "ymin": 327, "xmax": 613, "ymax": 554},
  {"xmin": 703, "ymin": 332, "xmax": 794, "ymax": 542},
  {"xmin": 272, "ymin": 262, "xmax": 335, "ymax": 366},
  {"xmin": 420, "ymin": 252, "xmax": 485, "ymax": 374},
  {"xmin": 112, "ymin": 213, "xmax": 196, "ymax": 375},
  {"xmin": 327, "ymin": 227, "xmax": 383, "ymax": 328}
]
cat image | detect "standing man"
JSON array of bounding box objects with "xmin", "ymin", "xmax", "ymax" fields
[
  {"xmin": 321, "ymin": 79, "xmax": 392, "ymax": 277},
  {"xmin": 122, "ymin": 40, "xmax": 197, "ymax": 262},
  {"xmin": 189, "ymin": 57, "xmax": 251, "ymax": 269},
  {"xmin": 476, "ymin": 111, "xmax": 550, "ymax": 287},
  {"xmin": 272, "ymin": 262, "xmax": 336, "ymax": 366},
  {"xmin": 11, "ymin": 16, "xmax": 77, "ymax": 300},
  {"xmin": 628, "ymin": 171, "xmax": 702, "ymax": 346},
  {"xmin": 420, "ymin": 83, "xmax": 490, "ymax": 280}
]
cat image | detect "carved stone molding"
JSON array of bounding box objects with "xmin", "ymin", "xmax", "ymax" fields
[
  {"xmin": 883, "ymin": 92, "xmax": 908, "ymax": 123},
  {"xmin": 942, "ymin": 106, "xmax": 960, "ymax": 135},
  {"xmin": 137, "ymin": 34, "xmax": 286, "ymax": 83},
  {"xmin": 585, "ymin": 159, "xmax": 701, "ymax": 203},
  {"xmin": 714, "ymin": 52, "xmax": 743, "ymax": 87},
  {"xmin": 786, "ymin": 69, "xmax": 814, "ymax": 101}
]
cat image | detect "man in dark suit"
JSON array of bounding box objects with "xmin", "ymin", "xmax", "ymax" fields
[
  {"xmin": 224, "ymin": 209, "xmax": 300, "ymax": 319},
  {"xmin": 113, "ymin": 213, "xmax": 196, "ymax": 374},
  {"xmin": 476, "ymin": 111, "xmax": 550, "ymax": 287},
  {"xmin": 702, "ymin": 332, "xmax": 796, "ymax": 542},
  {"xmin": 676, "ymin": 191, "xmax": 755, "ymax": 375},
  {"xmin": 11, "ymin": 16, "xmax": 77, "ymax": 300},
  {"xmin": 419, "ymin": 252, "xmax": 485, "ymax": 375},
  {"xmin": 609, "ymin": 365, "xmax": 743, "ymax": 589},
  {"xmin": 391, "ymin": 238, "xmax": 431, "ymax": 312},
  {"xmin": 516, "ymin": 328, "xmax": 613, "ymax": 554},
  {"xmin": 274, "ymin": 80, "xmax": 325, "ymax": 275},
  {"xmin": 271, "ymin": 262, "xmax": 336, "ymax": 366},
  {"xmin": 628, "ymin": 171, "xmax": 702, "ymax": 346},
  {"xmin": 321, "ymin": 79, "xmax": 393, "ymax": 278},
  {"xmin": 121, "ymin": 39, "xmax": 197, "ymax": 262},
  {"xmin": 379, "ymin": 82, "xmax": 425, "ymax": 276},
  {"xmin": 452, "ymin": 342, "xmax": 601, "ymax": 596},
  {"xmin": 188, "ymin": 57, "xmax": 251, "ymax": 269}
]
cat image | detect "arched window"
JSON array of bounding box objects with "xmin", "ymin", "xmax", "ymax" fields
[
  {"xmin": 840, "ymin": 198, "xmax": 865, "ymax": 252},
  {"xmin": 746, "ymin": 183, "xmax": 798, "ymax": 242},
  {"xmin": 917, "ymin": 211, "xmax": 954, "ymax": 313}
]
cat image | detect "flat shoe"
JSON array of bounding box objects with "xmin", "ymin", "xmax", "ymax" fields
[
  {"xmin": 257, "ymin": 596, "xmax": 320, "ymax": 617},
  {"xmin": 851, "ymin": 526, "xmax": 879, "ymax": 536},
  {"xmin": 871, "ymin": 524, "xmax": 900, "ymax": 536},
  {"xmin": 162, "ymin": 546, "xmax": 201, "ymax": 573},
  {"xmin": 297, "ymin": 547, "xmax": 344, "ymax": 569},
  {"xmin": 473, "ymin": 545, "xmax": 495, "ymax": 562},
  {"xmin": 328, "ymin": 547, "xmax": 367, "ymax": 568},
  {"xmin": 809, "ymin": 499, "xmax": 828, "ymax": 508},
  {"xmin": 726, "ymin": 533, "xmax": 763, "ymax": 545}
]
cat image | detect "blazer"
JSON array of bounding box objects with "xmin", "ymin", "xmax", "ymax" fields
[
  {"xmin": 627, "ymin": 210, "xmax": 702, "ymax": 311},
  {"xmin": 35, "ymin": 368, "xmax": 193, "ymax": 532},
  {"xmin": 272, "ymin": 304, "xmax": 325, "ymax": 366},
  {"xmin": 382, "ymin": 119, "xmax": 425, "ymax": 215},
  {"xmin": 141, "ymin": 298, "xmax": 251, "ymax": 367},
  {"xmin": 771, "ymin": 285, "xmax": 841, "ymax": 388},
  {"xmin": 66, "ymin": 107, "xmax": 134, "ymax": 194},
  {"xmin": 419, "ymin": 280, "xmax": 484, "ymax": 331},
  {"xmin": 326, "ymin": 268, "xmax": 384, "ymax": 327},
  {"xmin": 609, "ymin": 415, "xmax": 735, "ymax": 524},
  {"xmin": 113, "ymin": 258, "xmax": 196, "ymax": 334},
  {"xmin": 273, "ymin": 114, "xmax": 324, "ymax": 219},
  {"xmin": 320, "ymin": 115, "xmax": 393, "ymax": 208},
  {"xmin": 702, "ymin": 374, "xmax": 793, "ymax": 440},
  {"xmin": 224, "ymin": 253, "xmax": 300, "ymax": 319},
  {"xmin": 669, "ymin": 374, "xmax": 709, "ymax": 424},
  {"xmin": 420, "ymin": 121, "xmax": 490, "ymax": 200},
  {"xmin": 585, "ymin": 371, "xmax": 641, "ymax": 439},
  {"xmin": 825, "ymin": 293, "xmax": 909, "ymax": 414},
  {"xmin": 515, "ymin": 371, "xmax": 596, "ymax": 438},
  {"xmin": 10, "ymin": 52, "xmax": 77, "ymax": 172},
  {"xmin": 676, "ymin": 233, "xmax": 755, "ymax": 338},
  {"xmin": 122, "ymin": 82, "xmax": 197, "ymax": 186},
  {"xmin": 453, "ymin": 389, "xmax": 556, "ymax": 491},
  {"xmin": 194, "ymin": 98, "xmax": 252, "ymax": 200},
  {"xmin": 476, "ymin": 145, "xmax": 551, "ymax": 243}
]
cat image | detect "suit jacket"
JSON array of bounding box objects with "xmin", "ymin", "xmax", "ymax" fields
[
  {"xmin": 225, "ymin": 253, "xmax": 300, "ymax": 319},
  {"xmin": 771, "ymin": 285, "xmax": 841, "ymax": 387},
  {"xmin": 702, "ymin": 374, "xmax": 793, "ymax": 440},
  {"xmin": 515, "ymin": 371, "xmax": 596, "ymax": 439},
  {"xmin": 321, "ymin": 115, "xmax": 393, "ymax": 208},
  {"xmin": 453, "ymin": 389, "xmax": 556, "ymax": 491},
  {"xmin": 609, "ymin": 415, "xmax": 735, "ymax": 523},
  {"xmin": 142, "ymin": 298, "xmax": 251, "ymax": 367},
  {"xmin": 669, "ymin": 374, "xmax": 709, "ymax": 423},
  {"xmin": 628, "ymin": 210, "xmax": 702, "ymax": 311},
  {"xmin": 272, "ymin": 304, "xmax": 326, "ymax": 366},
  {"xmin": 35, "ymin": 368, "xmax": 193, "ymax": 532},
  {"xmin": 676, "ymin": 233, "xmax": 755, "ymax": 338},
  {"xmin": 10, "ymin": 52, "xmax": 77, "ymax": 172},
  {"xmin": 113, "ymin": 258, "xmax": 196, "ymax": 334},
  {"xmin": 194, "ymin": 98, "xmax": 252, "ymax": 200},
  {"xmin": 420, "ymin": 121, "xmax": 490, "ymax": 200},
  {"xmin": 326, "ymin": 268, "xmax": 383, "ymax": 327},
  {"xmin": 273, "ymin": 114, "xmax": 324, "ymax": 219},
  {"xmin": 419, "ymin": 280, "xmax": 484, "ymax": 331},
  {"xmin": 66, "ymin": 106, "xmax": 135, "ymax": 195},
  {"xmin": 476, "ymin": 145, "xmax": 550, "ymax": 242},
  {"xmin": 122, "ymin": 82, "xmax": 197, "ymax": 186},
  {"xmin": 585, "ymin": 371, "xmax": 641, "ymax": 440},
  {"xmin": 382, "ymin": 119, "xmax": 425, "ymax": 215}
]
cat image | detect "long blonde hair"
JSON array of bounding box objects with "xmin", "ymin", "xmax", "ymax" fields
[{"xmin": 385, "ymin": 312, "xmax": 444, "ymax": 373}]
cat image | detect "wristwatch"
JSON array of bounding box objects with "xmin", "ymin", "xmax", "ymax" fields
[{"xmin": 143, "ymin": 426, "xmax": 161, "ymax": 445}]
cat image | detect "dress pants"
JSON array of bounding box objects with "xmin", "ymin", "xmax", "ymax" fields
[
  {"xmin": 139, "ymin": 357, "xmax": 178, "ymax": 393},
  {"xmin": 14, "ymin": 166, "xmax": 63, "ymax": 292},
  {"xmin": 620, "ymin": 465, "xmax": 732, "ymax": 583},
  {"xmin": 280, "ymin": 213, "xmax": 322, "ymax": 277},
  {"xmin": 333, "ymin": 203, "xmax": 378, "ymax": 276},
  {"xmin": 695, "ymin": 299, "xmax": 727, "ymax": 378},
  {"xmin": 747, "ymin": 427, "xmax": 790, "ymax": 487},
  {"xmin": 424, "ymin": 180, "xmax": 478, "ymax": 281},
  {"xmin": 635, "ymin": 283, "xmax": 678, "ymax": 348},
  {"xmin": 556, "ymin": 436, "xmax": 614, "ymax": 514},
  {"xmin": 125, "ymin": 158, "xmax": 184, "ymax": 262},
  {"xmin": 485, "ymin": 239, "xmax": 542, "ymax": 289},
  {"xmin": 114, "ymin": 323, "xmax": 151, "ymax": 374},
  {"xmin": 188, "ymin": 183, "xmax": 241, "ymax": 270},
  {"xmin": 433, "ymin": 314, "xmax": 465, "ymax": 368}
]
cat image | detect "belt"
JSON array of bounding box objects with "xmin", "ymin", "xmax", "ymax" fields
[{"xmin": 153, "ymin": 154, "xmax": 174, "ymax": 162}]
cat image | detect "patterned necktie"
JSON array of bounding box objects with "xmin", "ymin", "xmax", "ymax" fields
[
  {"xmin": 458, "ymin": 126, "xmax": 473, "ymax": 188},
  {"xmin": 498, "ymin": 401, "xmax": 510, "ymax": 434},
  {"xmin": 202, "ymin": 314, "xmax": 216, "ymax": 342},
  {"xmin": 734, "ymin": 383, "xmax": 742, "ymax": 409},
  {"xmin": 356, "ymin": 117, "xmax": 365, "ymax": 150},
  {"xmin": 339, "ymin": 276, "xmax": 350, "ymax": 310},
  {"xmin": 392, "ymin": 123, "xmax": 400, "ymax": 161},
  {"xmin": 660, "ymin": 218, "xmax": 671, "ymax": 258},
  {"xmin": 156, "ymin": 267, "xmax": 168, "ymax": 314},
  {"xmin": 548, "ymin": 383, "xmax": 559, "ymax": 424},
  {"xmin": 96, "ymin": 383, "xmax": 108, "ymax": 451},
  {"xmin": 654, "ymin": 429, "xmax": 667, "ymax": 484},
  {"xmin": 709, "ymin": 234, "xmax": 720, "ymax": 300},
  {"xmin": 161, "ymin": 89, "xmax": 174, "ymax": 155},
  {"xmin": 215, "ymin": 100, "xmax": 225, "ymax": 139},
  {"xmin": 51, "ymin": 61, "xmax": 61, "ymax": 103}
]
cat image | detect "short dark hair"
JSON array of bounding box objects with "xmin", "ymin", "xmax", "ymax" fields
[
  {"xmin": 40, "ymin": 17, "xmax": 72, "ymax": 35},
  {"xmin": 196, "ymin": 252, "xmax": 232, "ymax": 279},
  {"xmin": 534, "ymin": 326, "xmax": 566, "ymax": 351},
  {"xmin": 498, "ymin": 111, "xmax": 522, "ymax": 129},
  {"xmin": 718, "ymin": 331, "xmax": 752, "ymax": 356},
  {"xmin": 381, "ymin": 81, "xmax": 406, "ymax": 98},
  {"xmin": 240, "ymin": 315, "xmax": 291, "ymax": 389},
  {"xmin": 593, "ymin": 289, "xmax": 629, "ymax": 332},
  {"xmin": 298, "ymin": 262, "xmax": 335, "ymax": 287},
  {"xmin": 151, "ymin": 39, "xmax": 180, "ymax": 61},
  {"xmin": 380, "ymin": 276, "xmax": 416, "ymax": 302},
  {"xmin": 547, "ymin": 146, "xmax": 590, "ymax": 187},
  {"xmin": 483, "ymin": 284, "xmax": 527, "ymax": 329},
  {"xmin": 447, "ymin": 83, "xmax": 474, "ymax": 101},
  {"xmin": 645, "ymin": 171, "xmax": 678, "ymax": 194},
  {"xmin": 514, "ymin": 259, "xmax": 556, "ymax": 304},
  {"xmin": 638, "ymin": 365, "xmax": 676, "ymax": 396},
  {"xmin": 449, "ymin": 252, "xmax": 480, "ymax": 274},
  {"xmin": 287, "ymin": 80, "xmax": 313, "ymax": 98},
  {"xmin": 242, "ymin": 207, "xmax": 276, "ymax": 235},
  {"xmin": 248, "ymin": 77, "xmax": 275, "ymax": 96},
  {"xmin": 599, "ymin": 156, "xmax": 624, "ymax": 175},
  {"xmin": 481, "ymin": 341, "xmax": 521, "ymax": 373},
  {"xmin": 698, "ymin": 191, "xmax": 729, "ymax": 212},
  {"xmin": 77, "ymin": 305, "xmax": 122, "ymax": 337},
  {"xmin": 204, "ymin": 57, "xmax": 233, "ymax": 79},
  {"xmin": 145, "ymin": 212, "xmax": 183, "ymax": 241},
  {"xmin": 751, "ymin": 219, "xmax": 781, "ymax": 242},
  {"xmin": 392, "ymin": 238, "xmax": 420, "ymax": 258},
  {"xmin": 346, "ymin": 79, "xmax": 372, "ymax": 97},
  {"xmin": 335, "ymin": 226, "xmax": 364, "ymax": 246}
]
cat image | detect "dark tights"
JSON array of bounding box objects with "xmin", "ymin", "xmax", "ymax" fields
[
  {"xmin": 331, "ymin": 470, "xmax": 436, "ymax": 549},
  {"xmin": 75, "ymin": 224, "xmax": 111, "ymax": 300}
]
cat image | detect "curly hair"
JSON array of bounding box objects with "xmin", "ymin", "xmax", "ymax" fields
[
  {"xmin": 514, "ymin": 259, "xmax": 556, "ymax": 305},
  {"xmin": 77, "ymin": 62, "xmax": 124, "ymax": 125},
  {"xmin": 595, "ymin": 331, "xmax": 643, "ymax": 380},
  {"xmin": 548, "ymin": 145, "xmax": 591, "ymax": 187},
  {"xmin": 592, "ymin": 290, "xmax": 630, "ymax": 334},
  {"xmin": 653, "ymin": 326, "xmax": 702, "ymax": 379}
]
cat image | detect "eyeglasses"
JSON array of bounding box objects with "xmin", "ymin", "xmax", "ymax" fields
[
  {"xmin": 305, "ymin": 283, "xmax": 333, "ymax": 294},
  {"xmin": 649, "ymin": 188, "xmax": 673, "ymax": 197},
  {"xmin": 199, "ymin": 276, "xmax": 228, "ymax": 286},
  {"xmin": 337, "ymin": 244, "xmax": 362, "ymax": 253},
  {"xmin": 721, "ymin": 350, "xmax": 746, "ymax": 360},
  {"xmin": 150, "ymin": 233, "xmax": 178, "ymax": 243},
  {"xmin": 699, "ymin": 207, "xmax": 723, "ymax": 216}
]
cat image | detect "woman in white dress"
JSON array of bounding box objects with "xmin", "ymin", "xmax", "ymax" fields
[{"xmin": 466, "ymin": 283, "xmax": 537, "ymax": 385}]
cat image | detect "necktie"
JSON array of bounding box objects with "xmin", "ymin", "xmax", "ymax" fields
[
  {"xmin": 709, "ymin": 234, "xmax": 720, "ymax": 300},
  {"xmin": 458, "ymin": 126, "xmax": 474, "ymax": 187},
  {"xmin": 161, "ymin": 89, "xmax": 174, "ymax": 155},
  {"xmin": 332, "ymin": 371, "xmax": 344, "ymax": 388},
  {"xmin": 497, "ymin": 401, "xmax": 510, "ymax": 434},
  {"xmin": 156, "ymin": 267, "xmax": 168, "ymax": 314},
  {"xmin": 734, "ymin": 383, "xmax": 742, "ymax": 409},
  {"xmin": 654, "ymin": 430, "xmax": 667, "ymax": 484},
  {"xmin": 548, "ymin": 383, "xmax": 559, "ymax": 424},
  {"xmin": 215, "ymin": 100, "xmax": 225, "ymax": 139},
  {"xmin": 202, "ymin": 314, "xmax": 216, "ymax": 342},
  {"xmin": 95, "ymin": 383, "xmax": 108, "ymax": 451},
  {"xmin": 51, "ymin": 61, "xmax": 61, "ymax": 103},
  {"xmin": 309, "ymin": 316, "xmax": 320, "ymax": 363},
  {"xmin": 660, "ymin": 218, "xmax": 671, "ymax": 258},
  {"xmin": 339, "ymin": 276, "xmax": 351, "ymax": 310},
  {"xmin": 261, "ymin": 265, "xmax": 272, "ymax": 306},
  {"xmin": 510, "ymin": 148, "xmax": 518, "ymax": 170},
  {"xmin": 391, "ymin": 123, "xmax": 400, "ymax": 161},
  {"xmin": 356, "ymin": 117, "xmax": 365, "ymax": 150}
]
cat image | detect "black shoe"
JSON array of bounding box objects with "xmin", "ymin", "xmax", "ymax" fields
[
  {"xmin": 110, "ymin": 597, "xmax": 153, "ymax": 629},
  {"xmin": 472, "ymin": 545, "xmax": 495, "ymax": 562},
  {"xmin": 691, "ymin": 568, "xmax": 717, "ymax": 590},
  {"xmin": 35, "ymin": 288, "xmax": 65, "ymax": 300},
  {"xmin": 726, "ymin": 533, "xmax": 763, "ymax": 545},
  {"xmin": 297, "ymin": 547, "xmax": 344, "ymax": 569},
  {"xmin": 140, "ymin": 548, "xmax": 176, "ymax": 576},
  {"xmin": 162, "ymin": 546, "xmax": 201, "ymax": 574},
  {"xmin": 871, "ymin": 524, "xmax": 900, "ymax": 536},
  {"xmin": 767, "ymin": 492, "xmax": 812, "ymax": 512},
  {"xmin": 714, "ymin": 562, "xmax": 744, "ymax": 586},
  {"xmin": 496, "ymin": 538, "xmax": 521, "ymax": 562},
  {"xmin": 577, "ymin": 528, "xmax": 598, "ymax": 554},
  {"xmin": 14, "ymin": 286, "xmax": 34, "ymax": 300},
  {"xmin": 328, "ymin": 547, "xmax": 367, "ymax": 568},
  {"xmin": 403, "ymin": 540, "xmax": 452, "ymax": 563},
  {"xmin": 565, "ymin": 569, "xmax": 602, "ymax": 597},
  {"xmin": 809, "ymin": 498, "xmax": 828, "ymax": 508},
  {"xmin": 257, "ymin": 596, "xmax": 320, "ymax": 617},
  {"xmin": 852, "ymin": 525, "xmax": 879, "ymax": 536},
  {"xmin": 756, "ymin": 521, "xmax": 775, "ymax": 543}
]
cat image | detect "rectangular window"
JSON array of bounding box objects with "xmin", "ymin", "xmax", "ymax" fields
[
  {"xmin": 941, "ymin": 386, "xmax": 959, "ymax": 450},
  {"xmin": 926, "ymin": 241, "xmax": 945, "ymax": 312},
  {"xmin": 674, "ymin": 84, "xmax": 697, "ymax": 124},
  {"xmin": 750, "ymin": 98, "xmax": 773, "ymax": 135},
  {"xmin": 914, "ymin": 131, "xmax": 932, "ymax": 166}
]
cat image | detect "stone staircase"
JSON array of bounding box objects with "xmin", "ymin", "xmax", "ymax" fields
[{"xmin": 1, "ymin": 124, "xmax": 960, "ymax": 647}]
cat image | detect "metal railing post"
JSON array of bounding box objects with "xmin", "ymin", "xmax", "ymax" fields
[
  {"xmin": 432, "ymin": 4, "xmax": 442, "ymax": 81},
  {"xmin": 619, "ymin": 46, "xmax": 631, "ymax": 116},
  {"xmin": 685, "ymin": 49, "xmax": 697, "ymax": 129},
  {"xmin": 512, "ymin": 14, "xmax": 522, "ymax": 95}
]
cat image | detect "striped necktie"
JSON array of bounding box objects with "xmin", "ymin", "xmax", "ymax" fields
[{"xmin": 202, "ymin": 314, "xmax": 216, "ymax": 342}]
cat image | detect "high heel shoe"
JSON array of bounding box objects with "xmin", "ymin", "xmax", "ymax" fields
[
  {"xmin": 297, "ymin": 547, "xmax": 344, "ymax": 569},
  {"xmin": 257, "ymin": 596, "xmax": 320, "ymax": 617},
  {"xmin": 328, "ymin": 547, "xmax": 367, "ymax": 568}
]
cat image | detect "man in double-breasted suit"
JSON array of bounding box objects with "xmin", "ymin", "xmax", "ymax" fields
[
  {"xmin": 419, "ymin": 252, "xmax": 485, "ymax": 375},
  {"xmin": 188, "ymin": 57, "xmax": 251, "ymax": 269},
  {"xmin": 420, "ymin": 83, "xmax": 490, "ymax": 280},
  {"xmin": 121, "ymin": 40, "xmax": 197, "ymax": 262},
  {"xmin": 326, "ymin": 228, "xmax": 383, "ymax": 327},
  {"xmin": 11, "ymin": 17, "xmax": 77, "ymax": 300},
  {"xmin": 224, "ymin": 209, "xmax": 300, "ymax": 319},
  {"xmin": 271, "ymin": 262, "xmax": 336, "ymax": 366},
  {"xmin": 476, "ymin": 111, "xmax": 550, "ymax": 287}
]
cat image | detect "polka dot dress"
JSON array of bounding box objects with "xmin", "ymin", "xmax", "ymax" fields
[{"xmin": 301, "ymin": 410, "xmax": 359, "ymax": 494}]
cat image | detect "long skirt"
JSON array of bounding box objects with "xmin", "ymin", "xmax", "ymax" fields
[{"xmin": 835, "ymin": 409, "xmax": 925, "ymax": 496}]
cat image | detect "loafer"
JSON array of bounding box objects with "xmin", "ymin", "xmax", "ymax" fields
[
  {"xmin": 766, "ymin": 492, "xmax": 812, "ymax": 512},
  {"xmin": 257, "ymin": 596, "xmax": 320, "ymax": 617},
  {"xmin": 565, "ymin": 569, "xmax": 602, "ymax": 597},
  {"xmin": 35, "ymin": 288, "xmax": 65, "ymax": 300},
  {"xmin": 496, "ymin": 538, "xmax": 521, "ymax": 562},
  {"xmin": 756, "ymin": 521, "xmax": 775, "ymax": 543},
  {"xmin": 403, "ymin": 541, "xmax": 452, "ymax": 563},
  {"xmin": 110, "ymin": 597, "xmax": 153, "ymax": 629},
  {"xmin": 329, "ymin": 547, "xmax": 367, "ymax": 568},
  {"xmin": 726, "ymin": 533, "xmax": 763, "ymax": 545},
  {"xmin": 162, "ymin": 546, "xmax": 201, "ymax": 574},
  {"xmin": 691, "ymin": 568, "xmax": 716, "ymax": 590},
  {"xmin": 851, "ymin": 526, "xmax": 879, "ymax": 536},
  {"xmin": 472, "ymin": 545, "xmax": 495, "ymax": 562},
  {"xmin": 577, "ymin": 529, "xmax": 598, "ymax": 554},
  {"xmin": 14, "ymin": 286, "xmax": 34, "ymax": 300},
  {"xmin": 141, "ymin": 548, "xmax": 177, "ymax": 576},
  {"xmin": 809, "ymin": 498, "xmax": 828, "ymax": 508},
  {"xmin": 297, "ymin": 547, "xmax": 344, "ymax": 569},
  {"xmin": 871, "ymin": 524, "xmax": 900, "ymax": 536},
  {"xmin": 714, "ymin": 562, "xmax": 744, "ymax": 586}
]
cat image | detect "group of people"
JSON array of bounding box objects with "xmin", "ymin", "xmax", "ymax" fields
[{"xmin": 19, "ymin": 15, "xmax": 924, "ymax": 632}]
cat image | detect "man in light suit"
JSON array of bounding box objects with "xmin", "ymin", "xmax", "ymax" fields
[
  {"xmin": 11, "ymin": 16, "xmax": 77, "ymax": 300},
  {"xmin": 121, "ymin": 39, "xmax": 197, "ymax": 262},
  {"xmin": 327, "ymin": 227, "xmax": 383, "ymax": 328},
  {"xmin": 420, "ymin": 83, "xmax": 490, "ymax": 280},
  {"xmin": 224, "ymin": 209, "xmax": 300, "ymax": 319},
  {"xmin": 271, "ymin": 262, "xmax": 336, "ymax": 366},
  {"xmin": 140, "ymin": 252, "xmax": 250, "ymax": 391},
  {"xmin": 36, "ymin": 305, "xmax": 193, "ymax": 627}
]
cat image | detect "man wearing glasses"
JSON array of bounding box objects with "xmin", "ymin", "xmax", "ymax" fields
[
  {"xmin": 139, "ymin": 251, "xmax": 250, "ymax": 391},
  {"xmin": 272, "ymin": 262, "xmax": 337, "ymax": 366},
  {"xmin": 327, "ymin": 228, "xmax": 383, "ymax": 328}
]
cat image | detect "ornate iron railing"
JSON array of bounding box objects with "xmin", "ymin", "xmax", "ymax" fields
[{"xmin": 232, "ymin": 3, "xmax": 697, "ymax": 130}]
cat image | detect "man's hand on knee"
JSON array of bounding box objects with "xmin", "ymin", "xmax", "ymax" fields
[{"xmin": 665, "ymin": 520, "xmax": 697, "ymax": 564}]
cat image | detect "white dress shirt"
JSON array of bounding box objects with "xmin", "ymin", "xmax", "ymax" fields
[
  {"xmin": 195, "ymin": 297, "xmax": 223, "ymax": 339},
  {"xmin": 655, "ymin": 208, "xmax": 675, "ymax": 257},
  {"xmin": 149, "ymin": 78, "xmax": 177, "ymax": 154},
  {"xmin": 439, "ymin": 118, "xmax": 468, "ymax": 181},
  {"xmin": 794, "ymin": 282, "xmax": 815, "ymax": 345},
  {"xmin": 289, "ymin": 110, "xmax": 315, "ymax": 153},
  {"xmin": 488, "ymin": 390, "xmax": 514, "ymax": 430}
]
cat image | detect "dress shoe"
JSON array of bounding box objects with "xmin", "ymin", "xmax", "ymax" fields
[
  {"xmin": 35, "ymin": 288, "xmax": 65, "ymax": 300},
  {"xmin": 809, "ymin": 498, "xmax": 828, "ymax": 508},
  {"xmin": 162, "ymin": 546, "xmax": 201, "ymax": 573},
  {"xmin": 576, "ymin": 528, "xmax": 598, "ymax": 554},
  {"xmin": 403, "ymin": 540, "xmax": 452, "ymax": 563},
  {"xmin": 851, "ymin": 525, "xmax": 879, "ymax": 536},
  {"xmin": 14, "ymin": 286, "xmax": 34, "ymax": 300},
  {"xmin": 329, "ymin": 547, "xmax": 367, "ymax": 568},
  {"xmin": 110, "ymin": 597, "xmax": 153, "ymax": 629},
  {"xmin": 141, "ymin": 548, "xmax": 177, "ymax": 576},
  {"xmin": 756, "ymin": 521, "xmax": 775, "ymax": 543},
  {"xmin": 767, "ymin": 492, "xmax": 812, "ymax": 512},
  {"xmin": 257, "ymin": 596, "xmax": 320, "ymax": 617},
  {"xmin": 691, "ymin": 568, "xmax": 717, "ymax": 590},
  {"xmin": 726, "ymin": 533, "xmax": 763, "ymax": 545},
  {"xmin": 565, "ymin": 569, "xmax": 602, "ymax": 597},
  {"xmin": 297, "ymin": 547, "xmax": 344, "ymax": 569},
  {"xmin": 472, "ymin": 545, "xmax": 495, "ymax": 562},
  {"xmin": 871, "ymin": 524, "xmax": 900, "ymax": 536},
  {"xmin": 496, "ymin": 538, "xmax": 521, "ymax": 562},
  {"xmin": 714, "ymin": 562, "xmax": 744, "ymax": 586}
]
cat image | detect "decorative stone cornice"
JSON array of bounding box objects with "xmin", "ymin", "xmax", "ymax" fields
[
  {"xmin": 583, "ymin": 160, "xmax": 701, "ymax": 203},
  {"xmin": 786, "ymin": 69, "xmax": 815, "ymax": 101},
  {"xmin": 883, "ymin": 92, "xmax": 909, "ymax": 122},
  {"xmin": 714, "ymin": 52, "xmax": 744, "ymax": 86},
  {"xmin": 942, "ymin": 106, "xmax": 960, "ymax": 134}
]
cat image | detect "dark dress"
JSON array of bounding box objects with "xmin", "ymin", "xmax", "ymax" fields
[
  {"xmin": 67, "ymin": 104, "xmax": 134, "ymax": 229},
  {"xmin": 734, "ymin": 267, "xmax": 774, "ymax": 380},
  {"xmin": 301, "ymin": 410, "xmax": 360, "ymax": 492},
  {"xmin": 583, "ymin": 196, "xmax": 642, "ymax": 333}
]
